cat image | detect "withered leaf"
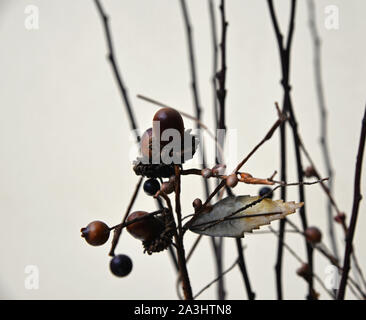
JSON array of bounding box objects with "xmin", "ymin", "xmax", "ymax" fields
[{"xmin": 189, "ymin": 195, "xmax": 303, "ymax": 238}]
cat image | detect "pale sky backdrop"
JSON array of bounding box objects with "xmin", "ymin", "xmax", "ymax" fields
[{"xmin": 0, "ymin": 0, "xmax": 365, "ymax": 299}]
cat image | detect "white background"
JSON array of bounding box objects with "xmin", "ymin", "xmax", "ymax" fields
[{"xmin": 0, "ymin": 0, "xmax": 365, "ymax": 299}]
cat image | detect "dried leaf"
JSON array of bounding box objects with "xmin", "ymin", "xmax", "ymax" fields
[{"xmin": 189, "ymin": 195, "xmax": 303, "ymax": 238}]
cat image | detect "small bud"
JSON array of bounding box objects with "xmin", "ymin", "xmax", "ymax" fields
[
  {"xmin": 201, "ymin": 168, "xmax": 212, "ymax": 179},
  {"xmin": 226, "ymin": 174, "xmax": 238, "ymax": 188},
  {"xmin": 304, "ymin": 166, "xmax": 317, "ymax": 178},
  {"xmin": 296, "ymin": 263, "xmax": 311, "ymax": 281},
  {"xmin": 192, "ymin": 198, "xmax": 202, "ymax": 211},
  {"xmin": 304, "ymin": 226, "xmax": 322, "ymax": 244},
  {"xmin": 334, "ymin": 212, "xmax": 346, "ymax": 224}
]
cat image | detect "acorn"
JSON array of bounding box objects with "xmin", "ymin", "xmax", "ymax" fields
[
  {"xmin": 81, "ymin": 221, "xmax": 110, "ymax": 246},
  {"xmin": 126, "ymin": 211, "xmax": 165, "ymax": 242},
  {"xmin": 152, "ymin": 107, "xmax": 184, "ymax": 148},
  {"xmin": 140, "ymin": 128, "xmax": 153, "ymax": 159},
  {"xmin": 304, "ymin": 226, "xmax": 322, "ymax": 244}
]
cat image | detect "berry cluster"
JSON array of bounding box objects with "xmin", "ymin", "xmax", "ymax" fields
[
  {"xmin": 79, "ymin": 107, "xmax": 279, "ymax": 280},
  {"xmin": 80, "ymin": 107, "xmax": 191, "ymax": 278}
]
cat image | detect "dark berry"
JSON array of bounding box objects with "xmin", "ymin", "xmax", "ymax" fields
[
  {"xmin": 304, "ymin": 226, "xmax": 322, "ymax": 244},
  {"xmin": 259, "ymin": 187, "xmax": 273, "ymax": 199},
  {"xmin": 143, "ymin": 178, "xmax": 160, "ymax": 196},
  {"xmin": 81, "ymin": 221, "xmax": 110, "ymax": 246},
  {"xmin": 126, "ymin": 211, "xmax": 164, "ymax": 241},
  {"xmin": 110, "ymin": 254, "xmax": 133, "ymax": 277}
]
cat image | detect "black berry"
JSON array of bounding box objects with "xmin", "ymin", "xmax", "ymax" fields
[
  {"xmin": 143, "ymin": 178, "xmax": 160, "ymax": 196},
  {"xmin": 110, "ymin": 254, "xmax": 133, "ymax": 277},
  {"xmin": 259, "ymin": 187, "xmax": 273, "ymax": 199}
]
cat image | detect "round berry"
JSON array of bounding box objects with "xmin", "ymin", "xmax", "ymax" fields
[
  {"xmin": 226, "ymin": 174, "xmax": 239, "ymax": 188},
  {"xmin": 259, "ymin": 187, "xmax": 273, "ymax": 199},
  {"xmin": 143, "ymin": 178, "xmax": 160, "ymax": 196},
  {"xmin": 110, "ymin": 254, "xmax": 133, "ymax": 277},
  {"xmin": 304, "ymin": 226, "xmax": 322, "ymax": 244},
  {"xmin": 81, "ymin": 221, "xmax": 110, "ymax": 246},
  {"xmin": 201, "ymin": 168, "xmax": 212, "ymax": 179},
  {"xmin": 140, "ymin": 128, "xmax": 153, "ymax": 159},
  {"xmin": 152, "ymin": 107, "xmax": 184, "ymax": 148},
  {"xmin": 126, "ymin": 211, "xmax": 164, "ymax": 242}
]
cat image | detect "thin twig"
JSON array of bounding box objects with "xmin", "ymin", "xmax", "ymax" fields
[
  {"xmin": 179, "ymin": 0, "xmax": 227, "ymax": 299},
  {"xmin": 285, "ymin": 218, "xmax": 366, "ymax": 298},
  {"xmin": 208, "ymin": 0, "xmax": 219, "ymax": 128},
  {"xmin": 307, "ymin": 0, "xmax": 338, "ymax": 260},
  {"xmin": 159, "ymin": 192, "xmax": 193, "ymax": 300},
  {"xmin": 93, "ymin": 0, "xmax": 139, "ymax": 143},
  {"xmin": 193, "ymin": 258, "xmax": 239, "ymax": 299},
  {"xmin": 269, "ymin": 227, "xmax": 336, "ymax": 299},
  {"xmin": 337, "ymin": 106, "xmax": 366, "ymax": 299},
  {"xmin": 267, "ymin": 0, "xmax": 316, "ymax": 300},
  {"xmin": 184, "ymin": 109, "xmax": 287, "ymax": 232},
  {"xmin": 109, "ymin": 177, "xmax": 143, "ymax": 256},
  {"xmin": 93, "ymin": 1, "xmax": 179, "ymax": 269}
]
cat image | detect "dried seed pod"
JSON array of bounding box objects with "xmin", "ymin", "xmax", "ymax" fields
[
  {"xmin": 226, "ymin": 174, "xmax": 239, "ymax": 188},
  {"xmin": 304, "ymin": 226, "xmax": 322, "ymax": 244},
  {"xmin": 201, "ymin": 168, "xmax": 212, "ymax": 179}
]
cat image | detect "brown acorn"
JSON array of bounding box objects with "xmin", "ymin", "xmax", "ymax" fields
[
  {"xmin": 126, "ymin": 211, "xmax": 165, "ymax": 242},
  {"xmin": 152, "ymin": 107, "xmax": 184, "ymax": 148},
  {"xmin": 81, "ymin": 221, "xmax": 110, "ymax": 246}
]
